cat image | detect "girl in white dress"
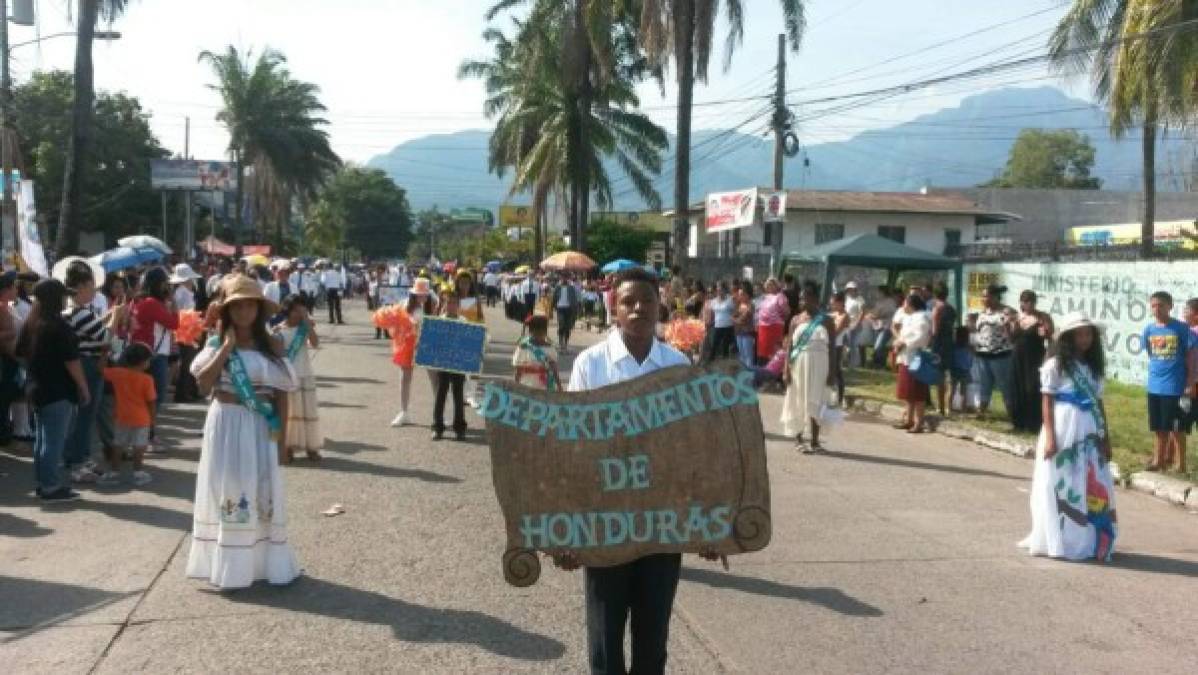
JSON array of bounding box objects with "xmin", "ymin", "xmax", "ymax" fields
[
  {"xmin": 188, "ymin": 274, "xmax": 300, "ymax": 589},
  {"xmin": 781, "ymin": 285, "xmax": 837, "ymax": 453},
  {"xmin": 1019, "ymin": 312, "xmax": 1117, "ymax": 562},
  {"xmin": 274, "ymin": 296, "xmax": 321, "ymax": 462}
]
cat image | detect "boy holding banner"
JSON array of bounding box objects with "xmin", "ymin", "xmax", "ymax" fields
[{"xmin": 563, "ymin": 267, "xmax": 721, "ymax": 675}]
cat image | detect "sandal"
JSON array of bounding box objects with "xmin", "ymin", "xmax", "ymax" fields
[
  {"xmin": 306, "ymin": 450, "xmax": 322, "ymax": 461},
  {"xmin": 906, "ymin": 427, "xmax": 926, "ymax": 434},
  {"xmin": 892, "ymin": 422, "xmax": 912, "ymax": 430}
]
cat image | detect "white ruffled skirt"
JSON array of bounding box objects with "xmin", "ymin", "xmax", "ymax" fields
[{"xmin": 187, "ymin": 400, "xmax": 300, "ymax": 589}]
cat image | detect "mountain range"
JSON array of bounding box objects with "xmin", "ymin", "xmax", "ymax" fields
[{"xmin": 367, "ymin": 86, "xmax": 1193, "ymax": 213}]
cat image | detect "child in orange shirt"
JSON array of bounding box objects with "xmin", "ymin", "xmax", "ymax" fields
[{"xmin": 98, "ymin": 343, "xmax": 157, "ymax": 486}]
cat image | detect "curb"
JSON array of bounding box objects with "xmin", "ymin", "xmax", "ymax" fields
[{"xmin": 842, "ymin": 395, "xmax": 1198, "ymax": 513}]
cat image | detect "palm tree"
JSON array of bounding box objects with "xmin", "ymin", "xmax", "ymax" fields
[
  {"xmin": 55, "ymin": 0, "xmax": 130, "ymax": 256},
  {"xmin": 472, "ymin": 2, "xmax": 667, "ymax": 251},
  {"xmin": 639, "ymin": 0, "xmax": 805, "ymax": 267},
  {"xmin": 199, "ymin": 46, "xmax": 340, "ymax": 255},
  {"xmin": 1050, "ymin": 0, "xmax": 1198, "ymax": 257}
]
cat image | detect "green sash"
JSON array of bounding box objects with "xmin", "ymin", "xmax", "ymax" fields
[
  {"xmin": 208, "ymin": 335, "xmax": 282, "ymax": 434},
  {"xmin": 1066, "ymin": 365, "xmax": 1106, "ymax": 438},
  {"xmin": 286, "ymin": 322, "xmax": 309, "ymax": 362},
  {"xmin": 519, "ymin": 337, "xmax": 559, "ymax": 391},
  {"xmin": 788, "ymin": 312, "xmax": 827, "ymax": 362}
]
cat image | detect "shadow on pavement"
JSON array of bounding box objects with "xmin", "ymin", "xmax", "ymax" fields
[
  {"xmin": 319, "ymin": 401, "xmax": 367, "ymax": 409},
  {"xmin": 0, "ymin": 512, "xmax": 53, "ymax": 537},
  {"xmin": 0, "ymin": 576, "xmax": 139, "ymax": 635},
  {"xmin": 289, "ymin": 456, "xmax": 463, "ymax": 484},
  {"xmin": 316, "ymin": 376, "xmax": 385, "ymax": 386},
  {"xmin": 680, "ymin": 567, "xmax": 884, "ymax": 617},
  {"xmin": 322, "ymin": 439, "xmax": 388, "ymax": 454},
  {"xmin": 1109, "ymin": 551, "xmax": 1198, "ymax": 578},
  {"xmin": 818, "ymin": 449, "xmax": 1026, "ymax": 481},
  {"xmin": 222, "ymin": 575, "xmax": 566, "ymax": 660}
]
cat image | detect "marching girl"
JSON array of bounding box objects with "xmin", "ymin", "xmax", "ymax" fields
[
  {"xmin": 188, "ymin": 275, "xmax": 300, "ymax": 589},
  {"xmin": 387, "ymin": 278, "xmax": 437, "ymax": 427},
  {"xmin": 1019, "ymin": 312, "xmax": 1117, "ymax": 562},
  {"xmin": 274, "ymin": 295, "xmax": 321, "ymax": 462},
  {"xmin": 454, "ymin": 269, "xmax": 486, "ymax": 407},
  {"xmin": 512, "ymin": 314, "xmax": 561, "ymax": 391}
]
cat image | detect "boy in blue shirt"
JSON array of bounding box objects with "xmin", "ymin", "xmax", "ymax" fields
[{"xmin": 1142, "ymin": 291, "xmax": 1195, "ymax": 471}]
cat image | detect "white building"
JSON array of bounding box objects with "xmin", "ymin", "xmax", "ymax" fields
[{"xmin": 685, "ymin": 189, "xmax": 1019, "ymax": 266}]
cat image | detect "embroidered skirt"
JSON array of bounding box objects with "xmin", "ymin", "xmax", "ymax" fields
[{"xmin": 187, "ymin": 400, "xmax": 300, "ymax": 589}]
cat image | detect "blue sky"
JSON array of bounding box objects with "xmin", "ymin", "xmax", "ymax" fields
[{"xmin": 15, "ymin": 0, "xmax": 1081, "ymax": 163}]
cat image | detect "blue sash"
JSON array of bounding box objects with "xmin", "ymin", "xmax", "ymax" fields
[
  {"xmin": 788, "ymin": 313, "xmax": 827, "ymax": 362},
  {"xmin": 286, "ymin": 322, "xmax": 309, "ymax": 362}
]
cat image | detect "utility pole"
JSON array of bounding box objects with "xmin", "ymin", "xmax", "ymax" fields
[
  {"xmin": 184, "ymin": 116, "xmax": 192, "ymax": 256},
  {"xmin": 0, "ymin": 0, "xmax": 14, "ymax": 267},
  {"xmin": 770, "ymin": 33, "xmax": 786, "ymax": 271}
]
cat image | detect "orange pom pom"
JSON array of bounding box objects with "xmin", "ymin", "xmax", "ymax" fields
[
  {"xmin": 665, "ymin": 318, "xmax": 706, "ymax": 353},
  {"xmin": 174, "ymin": 310, "xmax": 205, "ymax": 347}
]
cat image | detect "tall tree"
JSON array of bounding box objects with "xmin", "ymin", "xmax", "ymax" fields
[
  {"xmin": 982, "ymin": 129, "xmax": 1103, "ymax": 189},
  {"xmin": 15, "ymin": 72, "xmax": 169, "ymax": 246},
  {"xmin": 313, "ymin": 167, "xmax": 413, "ymax": 259},
  {"xmin": 471, "ymin": 2, "xmax": 667, "ymax": 251},
  {"xmin": 639, "ymin": 0, "xmax": 806, "ymax": 267},
  {"xmin": 199, "ymin": 46, "xmax": 340, "ymax": 254},
  {"xmin": 1050, "ymin": 0, "xmax": 1198, "ymax": 256},
  {"xmin": 55, "ymin": 0, "xmax": 130, "ymax": 256}
]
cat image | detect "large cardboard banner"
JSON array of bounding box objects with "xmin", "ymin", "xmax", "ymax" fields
[
  {"xmin": 482, "ymin": 362, "xmax": 771, "ymax": 587},
  {"xmin": 413, "ymin": 317, "xmax": 488, "ymax": 374}
]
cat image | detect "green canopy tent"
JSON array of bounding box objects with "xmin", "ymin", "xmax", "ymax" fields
[{"xmin": 777, "ymin": 233, "xmax": 964, "ymax": 309}]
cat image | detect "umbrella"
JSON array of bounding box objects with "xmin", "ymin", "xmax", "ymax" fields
[
  {"xmin": 117, "ymin": 235, "xmax": 172, "ymax": 255},
  {"xmin": 541, "ymin": 251, "xmax": 597, "ymax": 271},
  {"xmin": 514, "ymin": 264, "xmax": 531, "ymax": 275},
  {"xmin": 601, "ymin": 258, "xmax": 639, "ymax": 274},
  {"xmin": 243, "ymin": 253, "xmax": 270, "ymax": 268},
  {"xmin": 87, "ymin": 247, "xmax": 164, "ymax": 274},
  {"xmin": 485, "ymin": 260, "xmax": 504, "ymax": 272}
]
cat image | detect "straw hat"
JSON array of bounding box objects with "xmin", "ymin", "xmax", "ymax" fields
[
  {"xmin": 51, "ymin": 256, "xmax": 106, "ymax": 290},
  {"xmin": 1056, "ymin": 311, "xmax": 1101, "ymax": 339},
  {"xmin": 169, "ymin": 263, "xmax": 202, "ymax": 284},
  {"xmin": 219, "ymin": 274, "xmax": 278, "ymax": 314},
  {"xmin": 412, "ymin": 277, "xmax": 432, "ymax": 296}
]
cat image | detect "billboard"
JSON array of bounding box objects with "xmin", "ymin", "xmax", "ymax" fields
[
  {"xmin": 705, "ymin": 188, "xmax": 757, "ymax": 233},
  {"xmin": 151, "ymin": 160, "xmax": 237, "ymax": 191},
  {"xmin": 499, "ymin": 204, "xmax": 535, "ymax": 229}
]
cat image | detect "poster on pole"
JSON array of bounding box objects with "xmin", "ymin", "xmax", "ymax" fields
[
  {"xmin": 482, "ymin": 362, "xmax": 772, "ymax": 587},
  {"xmin": 762, "ymin": 190, "xmax": 787, "ymax": 224},
  {"xmin": 705, "ymin": 189, "xmax": 758, "ymax": 233},
  {"xmin": 17, "ymin": 180, "xmax": 48, "ymax": 277},
  {"xmin": 151, "ymin": 160, "xmax": 238, "ymax": 191}
]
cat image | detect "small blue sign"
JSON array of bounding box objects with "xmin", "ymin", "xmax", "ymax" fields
[{"xmin": 414, "ymin": 316, "xmax": 488, "ymax": 375}]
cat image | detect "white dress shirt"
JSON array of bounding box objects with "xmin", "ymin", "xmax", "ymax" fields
[
  {"xmin": 321, "ymin": 269, "xmax": 343, "ymax": 290},
  {"xmin": 568, "ymin": 329, "xmax": 690, "ymax": 392},
  {"xmin": 300, "ymin": 271, "xmax": 319, "ymax": 294},
  {"xmin": 173, "ymin": 285, "xmax": 195, "ymax": 311}
]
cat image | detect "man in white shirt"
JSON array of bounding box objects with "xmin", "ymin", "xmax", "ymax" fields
[
  {"xmin": 518, "ymin": 273, "xmax": 540, "ymax": 319},
  {"xmin": 263, "ymin": 265, "xmax": 295, "ymax": 307},
  {"xmin": 483, "ymin": 269, "xmax": 501, "ymax": 307},
  {"xmin": 321, "ymin": 264, "xmax": 345, "ymax": 324},
  {"xmin": 563, "ymin": 267, "xmax": 711, "ymax": 675},
  {"xmin": 298, "ymin": 265, "xmax": 319, "ymax": 311}
]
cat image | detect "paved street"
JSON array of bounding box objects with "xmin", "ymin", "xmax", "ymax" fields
[{"xmin": 3, "ymin": 299, "xmax": 1197, "ymax": 674}]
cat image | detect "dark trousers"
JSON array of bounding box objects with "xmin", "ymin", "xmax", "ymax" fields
[
  {"xmin": 706, "ymin": 326, "xmax": 734, "ymax": 362},
  {"xmin": 432, "ymin": 371, "xmax": 466, "ymax": 434},
  {"xmin": 556, "ymin": 307, "xmax": 576, "ymax": 344},
  {"xmin": 585, "ymin": 553, "xmax": 682, "ymax": 675},
  {"xmin": 523, "ymin": 293, "xmax": 537, "ymax": 319},
  {"xmin": 301, "ymin": 291, "xmax": 316, "ymax": 312},
  {"xmin": 175, "ymin": 345, "xmax": 201, "ymax": 402},
  {"xmin": 0, "ymin": 355, "xmax": 20, "ymax": 444},
  {"xmin": 485, "ymin": 286, "xmax": 500, "ymax": 307},
  {"xmin": 326, "ymin": 289, "xmax": 343, "ymax": 324}
]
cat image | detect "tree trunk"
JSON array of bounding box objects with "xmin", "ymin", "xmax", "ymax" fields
[
  {"xmin": 533, "ymin": 182, "xmax": 547, "ymax": 263},
  {"xmin": 672, "ymin": 0, "xmax": 695, "ymax": 270},
  {"xmin": 1141, "ymin": 114, "xmax": 1156, "ymax": 259},
  {"xmin": 233, "ymin": 150, "xmax": 244, "ymax": 257},
  {"xmin": 55, "ymin": 0, "xmax": 99, "ymax": 257}
]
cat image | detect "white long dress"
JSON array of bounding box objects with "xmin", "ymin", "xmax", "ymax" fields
[
  {"xmin": 277, "ymin": 325, "xmax": 321, "ymax": 454},
  {"xmin": 1018, "ymin": 358, "xmax": 1117, "ymax": 561},
  {"xmin": 780, "ymin": 318, "xmax": 831, "ymax": 438},
  {"xmin": 187, "ymin": 345, "xmax": 301, "ymax": 589}
]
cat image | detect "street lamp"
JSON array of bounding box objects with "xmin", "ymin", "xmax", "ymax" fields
[{"xmin": 8, "ymin": 30, "xmax": 121, "ymax": 52}]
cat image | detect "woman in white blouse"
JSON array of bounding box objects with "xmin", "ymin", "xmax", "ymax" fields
[{"xmin": 892, "ymin": 293, "xmax": 933, "ymax": 433}]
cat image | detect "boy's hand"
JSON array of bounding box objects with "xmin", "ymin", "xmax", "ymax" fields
[{"xmin": 549, "ymin": 551, "xmax": 580, "ymax": 571}]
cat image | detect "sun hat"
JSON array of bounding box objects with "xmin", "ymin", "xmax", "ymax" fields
[
  {"xmin": 412, "ymin": 277, "xmax": 432, "ymax": 296},
  {"xmin": 1055, "ymin": 311, "xmax": 1101, "ymax": 339},
  {"xmin": 51, "ymin": 256, "xmax": 106, "ymax": 290},
  {"xmin": 169, "ymin": 263, "xmax": 202, "ymax": 284},
  {"xmin": 845, "ymin": 281, "xmax": 858, "ymax": 290},
  {"xmin": 219, "ymin": 273, "xmax": 278, "ymax": 314}
]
